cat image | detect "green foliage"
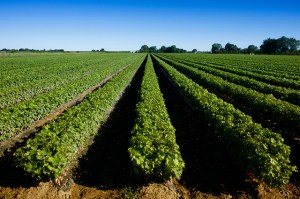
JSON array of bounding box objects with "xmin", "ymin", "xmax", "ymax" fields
[
  {"xmin": 13, "ymin": 56, "xmax": 145, "ymax": 180},
  {"xmin": 128, "ymin": 55, "xmax": 184, "ymax": 180},
  {"xmin": 139, "ymin": 45, "xmax": 150, "ymax": 53},
  {"xmin": 260, "ymin": 36, "xmax": 300, "ymax": 54},
  {"xmin": 247, "ymin": 45, "xmax": 258, "ymax": 54},
  {"xmin": 138, "ymin": 45, "xmax": 187, "ymax": 53},
  {"xmin": 209, "ymin": 36, "xmax": 299, "ymax": 54},
  {"xmin": 173, "ymin": 55, "xmax": 300, "ymax": 90},
  {"xmin": 162, "ymin": 53, "xmax": 300, "ymax": 87},
  {"xmin": 0, "ymin": 53, "xmax": 144, "ymax": 142},
  {"xmin": 157, "ymin": 55, "xmax": 300, "ymax": 136},
  {"xmin": 163, "ymin": 55, "xmax": 300, "ymax": 106},
  {"xmin": 224, "ymin": 42, "xmax": 240, "ymax": 54},
  {"xmin": 152, "ymin": 55, "xmax": 297, "ymax": 187},
  {"xmin": 121, "ymin": 187, "xmax": 139, "ymax": 199},
  {"xmin": 159, "ymin": 55, "xmax": 300, "ymax": 106},
  {"xmin": 211, "ymin": 43, "xmax": 223, "ymax": 54}
]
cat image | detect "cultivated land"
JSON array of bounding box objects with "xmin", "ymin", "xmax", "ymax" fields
[{"xmin": 0, "ymin": 53, "xmax": 299, "ymax": 199}]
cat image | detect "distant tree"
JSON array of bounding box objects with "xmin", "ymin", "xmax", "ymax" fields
[
  {"xmin": 138, "ymin": 45, "xmax": 187, "ymax": 53},
  {"xmin": 165, "ymin": 45, "xmax": 177, "ymax": 53},
  {"xmin": 139, "ymin": 45, "xmax": 149, "ymax": 53},
  {"xmin": 175, "ymin": 48, "xmax": 186, "ymax": 53},
  {"xmin": 211, "ymin": 43, "xmax": 222, "ymax": 54},
  {"xmin": 277, "ymin": 36, "xmax": 300, "ymax": 54},
  {"xmin": 159, "ymin": 46, "xmax": 166, "ymax": 53},
  {"xmin": 191, "ymin": 49, "xmax": 197, "ymax": 53},
  {"xmin": 260, "ymin": 36, "xmax": 300, "ymax": 54},
  {"xmin": 48, "ymin": 49, "xmax": 64, "ymax": 52},
  {"xmin": 19, "ymin": 48, "xmax": 33, "ymax": 52},
  {"xmin": 149, "ymin": 46, "xmax": 157, "ymax": 53},
  {"xmin": 241, "ymin": 48, "xmax": 248, "ymax": 54},
  {"xmin": 277, "ymin": 36, "xmax": 290, "ymax": 54},
  {"xmin": 288, "ymin": 37, "xmax": 300, "ymax": 52},
  {"xmin": 260, "ymin": 38, "xmax": 278, "ymax": 54},
  {"xmin": 165, "ymin": 46, "xmax": 171, "ymax": 53},
  {"xmin": 171, "ymin": 45, "xmax": 177, "ymax": 53},
  {"xmin": 247, "ymin": 45, "xmax": 258, "ymax": 54},
  {"xmin": 179, "ymin": 49, "xmax": 187, "ymax": 53},
  {"xmin": 224, "ymin": 43, "xmax": 240, "ymax": 53},
  {"xmin": 100, "ymin": 48, "xmax": 105, "ymax": 52}
]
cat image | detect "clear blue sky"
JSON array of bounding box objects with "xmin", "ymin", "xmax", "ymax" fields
[{"xmin": 1, "ymin": 0, "xmax": 300, "ymax": 51}]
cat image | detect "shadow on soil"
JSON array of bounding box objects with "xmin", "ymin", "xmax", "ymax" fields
[
  {"xmin": 152, "ymin": 56, "xmax": 255, "ymax": 197},
  {"xmin": 0, "ymin": 147, "xmax": 38, "ymax": 188},
  {"xmin": 74, "ymin": 60, "xmax": 145, "ymax": 190},
  {"xmin": 286, "ymin": 137, "xmax": 300, "ymax": 187}
]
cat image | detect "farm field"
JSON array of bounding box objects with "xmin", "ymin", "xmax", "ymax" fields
[{"xmin": 0, "ymin": 53, "xmax": 300, "ymax": 199}]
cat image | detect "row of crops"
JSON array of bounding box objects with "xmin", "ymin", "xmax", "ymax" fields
[
  {"xmin": 166, "ymin": 54, "xmax": 300, "ymax": 81},
  {"xmin": 155, "ymin": 55, "xmax": 300, "ymax": 136},
  {"xmin": 0, "ymin": 53, "xmax": 299, "ymax": 189},
  {"xmin": 152, "ymin": 54, "xmax": 298, "ymax": 186},
  {"xmin": 0, "ymin": 53, "xmax": 144, "ymax": 142},
  {"xmin": 14, "ymin": 56, "xmax": 144, "ymax": 180}
]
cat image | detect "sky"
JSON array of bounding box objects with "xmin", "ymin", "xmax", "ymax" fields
[{"xmin": 1, "ymin": 0, "xmax": 300, "ymax": 51}]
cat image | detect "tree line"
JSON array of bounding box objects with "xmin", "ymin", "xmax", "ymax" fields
[
  {"xmin": 2, "ymin": 36, "xmax": 299, "ymax": 55},
  {"xmin": 211, "ymin": 36, "xmax": 300, "ymax": 55},
  {"xmin": 138, "ymin": 36, "xmax": 299, "ymax": 55},
  {"xmin": 0, "ymin": 48, "xmax": 65, "ymax": 53},
  {"xmin": 137, "ymin": 45, "xmax": 197, "ymax": 53}
]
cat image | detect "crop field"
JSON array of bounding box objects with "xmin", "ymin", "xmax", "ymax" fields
[{"xmin": 0, "ymin": 53, "xmax": 300, "ymax": 198}]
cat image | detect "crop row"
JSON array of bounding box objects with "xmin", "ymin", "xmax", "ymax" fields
[
  {"xmin": 158, "ymin": 55, "xmax": 300, "ymax": 106},
  {"xmin": 0, "ymin": 53, "xmax": 70, "ymax": 72},
  {"xmin": 0, "ymin": 54, "xmax": 139, "ymax": 108},
  {"xmin": 14, "ymin": 56, "xmax": 145, "ymax": 180},
  {"xmin": 128, "ymin": 55, "xmax": 184, "ymax": 180},
  {"xmin": 1, "ymin": 61, "xmax": 111, "ymax": 109},
  {"xmin": 0, "ymin": 53, "xmax": 137, "ymax": 89},
  {"xmin": 0, "ymin": 55, "xmax": 145, "ymax": 142},
  {"xmin": 155, "ymin": 55, "xmax": 300, "ymax": 136},
  {"xmin": 163, "ymin": 54, "xmax": 300, "ymax": 89},
  {"xmin": 167, "ymin": 54, "xmax": 300, "ymax": 80},
  {"xmin": 214, "ymin": 57, "xmax": 300, "ymax": 78},
  {"xmin": 152, "ymin": 54, "xmax": 296, "ymax": 187},
  {"xmin": 0, "ymin": 54, "xmax": 84, "ymax": 88}
]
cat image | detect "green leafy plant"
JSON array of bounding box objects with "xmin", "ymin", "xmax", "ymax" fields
[
  {"xmin": 159, "ymin": 54, "xmax": 300, "ymax": 106},
  {"xmin": 0, "ymin": 53, "xmax": 144, "ymax": 142},
  {"xmin": 128, "ymin": 55, "xmax": 184, "ymax": 180},
  {"xmin": 152, "ymin": 54, "xmax": 297, "ymax": 187},
  {"xmin": 156, "ymin": 54, "xmax": 300, "ymax": 136},
  {"xmin": 14, "ymin": 56, "xmax": 146, "ymax": 180}
]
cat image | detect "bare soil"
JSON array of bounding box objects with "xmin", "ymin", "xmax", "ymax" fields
[{"xmin": 1, "ymin": 180, "xmax": 300, "ymax": 199}]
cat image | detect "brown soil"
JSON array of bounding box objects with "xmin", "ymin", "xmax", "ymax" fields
[
  {"xmin": 1, "ymin": 181, "xmax": 300, "ymax": 199},
  {"xmin": 0, "ymin": 182, "xmax": 120, "ymax": 199}
]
